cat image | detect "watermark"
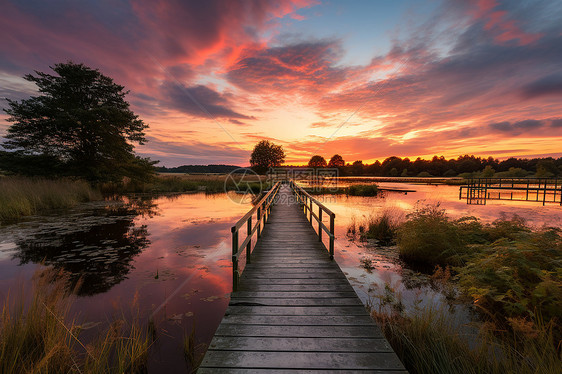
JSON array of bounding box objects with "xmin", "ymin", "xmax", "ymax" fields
[
  {"xmin": 225, "ymin": 167, "xmax": 262, "ymax": 204},
  {"xmin": 267, "ymin": 167, "xmax": 340, "ymax": 193}
]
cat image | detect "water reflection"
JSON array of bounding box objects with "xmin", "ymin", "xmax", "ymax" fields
[{"xmin": 12, "ymin": 201, "xmax": 155, "ymax": 295}]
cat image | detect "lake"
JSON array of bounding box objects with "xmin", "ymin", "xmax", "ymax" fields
[{"xmin": 0, "ymin": 182, "xmax": 560, "ymax": 372}]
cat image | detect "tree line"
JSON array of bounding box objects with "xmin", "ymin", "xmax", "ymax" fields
[{"xmin": 300, "ymin": 154, "xmax": 562, "ymax": 178}]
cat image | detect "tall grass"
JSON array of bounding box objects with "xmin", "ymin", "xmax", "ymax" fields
[
  {"xmin": 0, "ymin": 177, "xmax": 101, "ymax": 223},
  {"xmin": 348, "ymin": 208, "xmax": 405, "ymax": 245},
  {"xmin": 372, "ymin": 304, "xmax": 561, "ymax": 374},
  {"xmin": 0, "ymin": 269, "xmax": 152, "ymax": 373},
  {"xmin": 103, "ymin": 174, "xmax": 268, "ymax": 194}
]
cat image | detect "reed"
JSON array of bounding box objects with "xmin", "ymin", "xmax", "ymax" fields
[
  {"xmin": 0, "ymin": 268, "xmax": 152, "ymax": 373},
  {"xmin": 372, "ymin": 304, "xmax": 561, "ymax": 374},
  {"xmin": 0, "ymin": 177, "xmax": 101, "ymax": 223}
]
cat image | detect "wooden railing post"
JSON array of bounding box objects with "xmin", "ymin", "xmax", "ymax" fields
[
  {"xmin": 329, "ymin": 214, "xmax": 335, "ymax": 260},
  {"xmin": 318, "ymin": 208, "xmax": 323, "ymax": 242},
  {"xmin": 232, "ymin": 227, "xmax": 239, "ymax": 291},
  {"xmin": 309, "ymin": 198, "xmax": 312, "ymax": 223},
  {"xmin": 246, "ymin": 216, "xmax": 252, "ymax": 264},
  {"xmin": 257, "ymin": 207, "xmax": 261, "ymax": 238}
]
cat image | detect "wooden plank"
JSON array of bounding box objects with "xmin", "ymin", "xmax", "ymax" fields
[
  {"xmin": 207, "ymin": 336, "xmax": 393, "ymax": 352},
  {"xmin": 237, "ymin": 284, "xmax": 355, "ymax": 292},
  {"xmin": 214, "ymin": 324, "xmax": 382, "ymax": 338},
  {"xmin": 225, "ymin": 305, "xmax": 370, "ymax": 316},
  {"xmin": 232, "ymin": 291, "xmax": 358, "ymax": 298},
  {"xmin": 228, "ymin": 298, "xmax": 363, "ymax": 306},
  {"xmin": 199, "ymin": 369, "xmax": 408, "ymax": 374},
  {"xmin": 222, "ymin": 315, "xmax": 375, "ymax": 326},
  {"xmin": 200, "ymin": 351, "xmax": 404, "ymax": 370}
]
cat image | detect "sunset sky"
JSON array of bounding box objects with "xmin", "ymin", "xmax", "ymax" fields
[{"xmin": 1, "ymin": 0, "xmax": 561, "ymax": 166}]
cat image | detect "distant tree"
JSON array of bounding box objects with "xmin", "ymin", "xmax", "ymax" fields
[
  {"xmin": 443, "ymin": 169, "xmax": 457, "ymax": 177},
  {"xmin": 3, "ymin": 62, "xmax": 155, "ymax": 183},
  {"xmin": 308, "ymin": 155, "xmax": 327, "ymax": 168},
  {"xmin": 389, "ymin": 167, "xmax": 399, "ymax": 177},
  {"xmin": 249, "ymin": 140, "xmax": 285, "ymax": 173},
  {"xmin": 352, "ymin": 160, "xmax": 364, "ymax": 175},
  {"xmin": 401, "ymin": 168, "xmax": 408, "ymax": 177},
  {"xmin": 535, "ymin": 159, "xmax": 558, "ymax": 177},
  {"xmin": 417, "ymin": 171, "xmax": 432, "ymax": 177},
  {"xmin": 328, "ymin": 154, "xmax": 345, "ymax": 168},
  {"xmin": 481, "ymin": 165, "xmax": 495, "ymax": 177}
]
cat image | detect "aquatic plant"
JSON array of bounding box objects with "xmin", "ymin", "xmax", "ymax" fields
[{"xmin": 347, "ymin": 184, "xmax": 379, "ymax": 196}]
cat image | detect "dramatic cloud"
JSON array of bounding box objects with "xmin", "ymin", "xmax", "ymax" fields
[
  {"xmin": 1, "ymin": 0, "xmax": 561, "ymax": 165},
  {"xmin": 160, "ymin": 82, "xmax": 254, "ymax": 119},
  {"xmin": 227, "ymin": 40, "xmax": 349, "ymax": 94}
]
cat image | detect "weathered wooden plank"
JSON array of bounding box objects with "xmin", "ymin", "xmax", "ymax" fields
[
  {"xmin": 207, "ymin": 336, "xmax": 392, "ymax": 352},
  {"xmin": 214, "ymin": 324, "xmax": 382, "ymax": 338},
  {"xmin": 237, "ymin": 284, "xmax": 355, "ymax": 292},
  {"xmin": 228, "ymin": 297, "xmax": 363, "ymax": 306},
  {"xmin": 222, "ymin": 315, "xmax": 375, "ymax": 326},
  {"xmin": 200, "ymin": 351, "xmax": 404, "ymax": 370},
  {"xmin": 198, "ymin": 369, "xmax": 408, "ymax": 374},
  {"xmin": 237, "ymin": 278, "xmax": 351, "ymax": 285},
  {"xmin": 225, "ymin": 305, "xmax": 370, "ymax": 316},
  {"xmin": 232, "ymin": 291, "xmax": 358, "ymax": 298}
]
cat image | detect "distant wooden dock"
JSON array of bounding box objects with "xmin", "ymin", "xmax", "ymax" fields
[
  {"xmin": 199, "ymin": 182, "xmax": 406, "ymax": 372},
  {"xmin": 459, "ymin": 178, "xmax": 562, "ymax": 205}
]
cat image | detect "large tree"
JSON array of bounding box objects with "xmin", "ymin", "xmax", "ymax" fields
[
  {"xmin": 308, "ymin": 155, "xmax": 327, "ymax": 168},
  {"xmin": 249, "ymin": 140, "xmax": 285, "ymax": 173},
  {"xmin": 328, "ymin": 154, "xmax": 345, "ymax": 168},
  {"xmin": 3, "ymin": 62, "xmax": 155, "ymax": 182}
]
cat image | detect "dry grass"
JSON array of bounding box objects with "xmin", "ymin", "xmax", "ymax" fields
[
  {"xmin": 0, "ymin": 268, "xmax": 152, "ymax": 373},
  {"xmin": 0, "ymin": 177, "xmax": 101, "ymax": 223}
]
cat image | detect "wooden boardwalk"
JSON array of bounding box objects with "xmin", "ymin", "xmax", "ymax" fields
[{"xmin": 199, "ymin": 184, "xmax": 407, "ymax": 373}]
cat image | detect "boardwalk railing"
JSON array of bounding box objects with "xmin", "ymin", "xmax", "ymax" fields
[
  {"xmin": 231, "ymin": 181, "xmax": 281, "ymax": 291},
  {"xmin": 289, "ymin": 179, "xmax": 336, "ymax": 259},
  {"xmin": 459, "ymin": 177, "xmax": 562, "ymax": 205}
]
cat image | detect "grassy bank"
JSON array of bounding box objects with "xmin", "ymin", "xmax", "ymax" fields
[
  {"xmin": 306, "ymin": 183, "xmax": 379, "ymax": 196},
  {"xmin": 0, "ymin": 177, "xmax": 101, "ymax": 223},
  {"xmin": 0, "ymin": 269, "xmax": 152, "ymax": 373},
  {"xmin": 103, "ymin": 173, "xmax": 267, "ymax": 194}
]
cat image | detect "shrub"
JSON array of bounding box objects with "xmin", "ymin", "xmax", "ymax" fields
[
  {"xmin": 397, "ymin": 203, "xmax": 466, "ymax": 265},
  {"xmin": 347, "ymin": 184, "xmax": 378, "ymax": 196},
  {"xmin": 457, "ymin": 227, "xmax": 562, "ymax": 329}
]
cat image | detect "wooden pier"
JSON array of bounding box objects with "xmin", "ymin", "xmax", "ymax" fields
[
  {"xmin": 460, "ymin": 178, "xmax": 562, "ymax": 205},
  {"xmin": 199, "ymin": 182, "xmax": 406, "ymax": 373}
]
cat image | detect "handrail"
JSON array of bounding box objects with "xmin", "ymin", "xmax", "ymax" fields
[
  {"xmin": 231, "ymin": 181, "xmax": 281, "ymax": 291},
  {"xmin": 288, "ymin": 179, "xmax": 336, "ymax": 259}
]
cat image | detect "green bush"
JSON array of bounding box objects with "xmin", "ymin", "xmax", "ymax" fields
[
  {"xmin": 397, "ymin": 203, "xmax": 466, "ymax": 265},
  {"xmin": 347, "ymin": 184, "xmax": 379, "ymax": 196},
  {"xmin": 457, "ymin": 227, "xmax": 562, "ymax": 327}
]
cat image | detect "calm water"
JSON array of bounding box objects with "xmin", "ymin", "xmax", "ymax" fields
[{"xmin": 0, "ymin": 183, "xmax": 560, "ymax": 372}]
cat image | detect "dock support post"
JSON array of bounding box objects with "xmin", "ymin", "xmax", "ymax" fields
[
  {"xmin": 329, "ymin": 214, "xmax": 335, "ymax": 260},
  {"xmin": 246, "ymin": 216, "xmax": 252, "ymax": 264},
  {"xmin": 318, "ymin": 209, "xmax": 323, "ymax": 242},
  {"xmin": 232, "ymin": 228, "xmax": 239, "ymax": 291},
  {"xmin": 257, "ymin": 207, "xmax": 261, "ymax": 238}
]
